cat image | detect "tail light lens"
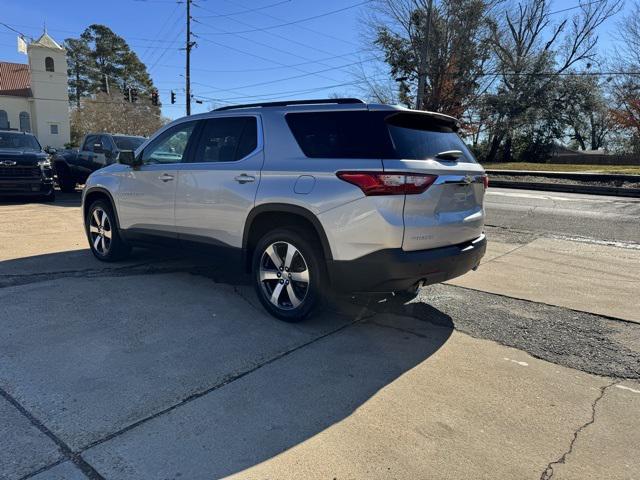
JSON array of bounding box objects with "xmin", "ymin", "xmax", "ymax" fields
[
  {"xmin": 482, "ymin": 174, "xmax": 489, "ymax": 189},
  {"xmin": 336, "ymin": 171, "xmax": 437, "ymax": 196}
]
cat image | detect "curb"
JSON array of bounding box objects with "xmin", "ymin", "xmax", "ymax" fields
[
  {"xmin": 488, "ymin": 180, "xmax": 640, "ymax": 198},
  {"xmin": 485, "ymin": 169, "xmax": 640, "ymax": 183}
]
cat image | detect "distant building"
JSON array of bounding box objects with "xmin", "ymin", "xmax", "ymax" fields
[{"xmin": 0, "ymin": 31, "xmax": 70, "ymax": 149}]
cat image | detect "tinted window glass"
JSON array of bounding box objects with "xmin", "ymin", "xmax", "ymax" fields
[
  {"xmin": 83, "ymin": 135, "xmax": 99, "ymax": 152},
  {"xmin": 285, "ymin": 111, "xmax": 475, "ymax": 162},
  {"xmin": 285, "ymin": 111, "xmax": 392, "ymax": 159},
  {"xmin": 142, "ymin": 122, "xmax": 196, "ymax": 164},
  {"xmin": 194, "ymin": 117, "xmax": 257, "ymax": 163},
  {"xmin": 386, "ymin": 113, "xmax": 475, "ymax": 162},
  {"xmin": 0, "ymin": 132, "xmax": 40, "ymax": 150},
  {"xmin": 113, "ymin": 136, "xmax": 145, "ymax": 151}
]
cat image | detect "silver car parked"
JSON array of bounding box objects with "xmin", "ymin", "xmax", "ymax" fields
[{"xmin": 82, "ymin": 98, "xmax": 487, "ymax": 321}]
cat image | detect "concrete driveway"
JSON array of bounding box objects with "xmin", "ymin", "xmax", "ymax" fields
[{"xmin": 1, "ymin": 191, "xmax": 638, "ymax": 480}]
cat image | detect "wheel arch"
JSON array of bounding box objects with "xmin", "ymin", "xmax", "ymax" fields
[
  {"xmin": 242, "ymin": 203, "xmax": 333, "ymax": 272},
  {"xmin": 83, "ymin": 187, "xmax": 121, "ymax": 230}
]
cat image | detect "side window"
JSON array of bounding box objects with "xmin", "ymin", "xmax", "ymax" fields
[
  {"xmin": 19, "ymin": 112, "xmax": 31, "ymax": 132},
  {"xmin": 101, "ymin": 135, "xmax": 114, "ymax": 152},
  {"xmin": 83, "ymin": 135, "xmax": 98, "ymax": 152},
  {"xmin": 0, "ymin": 110, "xmax": 9, "ymax": 129},
  {"xmin": 193, "ymin": 117, "xmax": 257, "ymax": 163},
  {"xmin": 285, "ymin": 111, "xmax": 392, "ymax": 158},
  {"xmin": 142, "ymin": 122, "xmax": 196, "ymax": 164}
]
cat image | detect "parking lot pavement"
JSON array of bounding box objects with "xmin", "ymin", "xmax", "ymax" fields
[
  {"xmin": 449, "ymin": 236, "xmax": 640, "ymax": 322},
  {"xmin": 1, "ymin": 192, "xmax": 639, "ymax": 479}
]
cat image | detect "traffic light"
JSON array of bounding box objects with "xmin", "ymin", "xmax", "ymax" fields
[
  {"xmin": 130, "ymin": 88, "xmax": 138, "ymax": 103},
  {"xmin": 151, "ymin": 89, "xmax": 159, "ymax": 106},
  {"xmin": 171, "ymin": 90, "xmax": 176, "ymax": 104}
]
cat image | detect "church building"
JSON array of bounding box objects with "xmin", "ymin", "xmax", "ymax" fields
[{"xmin": 0, "ymin": 31, "xmax": 70, "ymax": 149}]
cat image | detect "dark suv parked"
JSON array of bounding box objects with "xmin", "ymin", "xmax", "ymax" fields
[
  {"xmin": 0, "ymin": 130, "xmax": 55, "ymax": 201},
  {"xmin": 53, "ymin": 133, "xmax": 145, "ymax": 192}
]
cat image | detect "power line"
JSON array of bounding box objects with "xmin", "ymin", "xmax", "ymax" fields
[
  {"xmin": 195, "ymin": 0, "xmax": 372, "ymax": 36},
  {"xmin": 549, "ymin": 0, "xmax": 606, "ymax": 16},
  {"xmin": 196, "ymin": 56, "xmax": 380, "ymax": 95},
  {"xmin": 139, "ymin": 2, "xmax": 183, "ymax": 64},
  {"xmin": 219, "ymin": 0, "xmax": 360, "ymax": 47},
  {"xmin": 192, "ymin": 20, "xmax": 342, "ymax": 83},
  {"xmin": 193, "ymin": 12, "xmax": 351, "ymax": 61},
  {"xmin": 197, "ymin": 0, "xmax": 292, "ymax": 18},
  {"xmin": 152, "ymin": 49, "xmax": 375, "ymax": 73}
]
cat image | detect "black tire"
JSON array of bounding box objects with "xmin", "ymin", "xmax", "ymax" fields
[
  {"xmin": 56, "ymin": 164, "xmax": 76, "ymax": 192},
  {"xmin": 85, "ymin": 200, "xmax": 130, "ymax": 262},
  {"xmin": 252, "ymin": 228, "xmax": 327, "ymax": 322}
]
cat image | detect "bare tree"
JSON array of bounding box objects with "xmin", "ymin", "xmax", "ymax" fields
[
  {"xmin": 363, "ymin": 0, "xmax": 501, "ymax": 117},
  {"xmin": 483, "ymin": 0, "xmax": 622, "ymax": 161},
  {"xmin": 70, "ymin": 93, "xmax": 167, "ymax": 145},
  {"xmin": 610, "ymin": 1, "xmax": 640, "ymax": 150}
]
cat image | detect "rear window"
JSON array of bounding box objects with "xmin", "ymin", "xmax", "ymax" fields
[
  {"xmin": 113, "ymin": 136, "xmax": 145, "ymax": 151},
  {"xmin": 285, "ymin": 111, "xmax": 475, "ymax": 162}
]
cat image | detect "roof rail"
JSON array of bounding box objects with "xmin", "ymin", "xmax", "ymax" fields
[{"xmin": 213, "ymin": 98, "xmax": 365, "ymax": 112}]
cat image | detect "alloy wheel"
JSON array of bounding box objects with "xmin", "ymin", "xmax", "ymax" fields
[
  {"xmin": 258, "ymin": 241, "xmax": 310, "ymax": 310},
  {"xmin": 88, "ymin": 207, "xmax": 112, "ymax": 256}
]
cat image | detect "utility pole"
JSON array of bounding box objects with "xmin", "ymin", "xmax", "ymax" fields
[
  {"xmin": 186, "ymin": 0, "xmax": 192, "ymax": 116},
  {"xmin": 415, "ymin": 0, "xmax": 433, "ymax": 110}
]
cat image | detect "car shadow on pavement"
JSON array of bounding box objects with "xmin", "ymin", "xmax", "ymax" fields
[{"xmin": 0, "ymin": 247, "xmax": 455, "ymax": 479}]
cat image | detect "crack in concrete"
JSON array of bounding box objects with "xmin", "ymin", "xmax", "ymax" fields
[
  {"xmin": 77, "ymin": 311, "xmax": 371, "ymax": 455},
  {"xmin": 539, "ymin": 380, "xmax": 620, "ymax": 480},
  {"xmin": 0, "ymin": 387, "xmax": 104, "ymax": 480}
]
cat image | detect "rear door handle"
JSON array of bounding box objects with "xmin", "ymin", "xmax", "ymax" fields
[
  {"xmin": 159, "ymin": 173, "xmax": 174, "ymax": 182},
  {"xmin": 234, "ymin": 174, "xmax": 255, "ymax": 184}
]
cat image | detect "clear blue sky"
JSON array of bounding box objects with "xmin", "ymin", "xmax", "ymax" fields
[{"xmin": 0, "ymin": 0, "xmax": 633, "ymax": 120}]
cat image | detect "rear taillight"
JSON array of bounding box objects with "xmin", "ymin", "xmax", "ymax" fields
[
  {"xmin": 482, "ymin": 174, "xmax": 489, "ymax": 189},
  {"xmin": 336, "ymin": 171, "xmax": 437, "ymax": 196}
]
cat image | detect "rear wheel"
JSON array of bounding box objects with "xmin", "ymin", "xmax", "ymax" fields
[
  {"xmin": 252, "ymin": 228, "xmax": 326, "ymax": 322},
  {"xmin": 86, "ymin": 200, "xmax": 130, "ymax": 261}
]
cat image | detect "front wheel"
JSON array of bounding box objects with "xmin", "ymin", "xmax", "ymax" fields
[
  {"xmin": 252, "ymin": 228, "xmax": 326, "ymax": 322},
  {"xmin": 86, "ymin": 200, "xmax": 130, "ymax": 261}
]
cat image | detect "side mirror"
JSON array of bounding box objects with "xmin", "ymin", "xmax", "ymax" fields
[
  {"xmin": 435, "ymin": 150, "xmax": 463, "ymax": 161},
  {"xmin": 44, "ymin": 146, "xmax": 57, "ymax": 155},
  {"xmin": 118, "ymin": 150, "xmax": 141, "ymax": 167}
]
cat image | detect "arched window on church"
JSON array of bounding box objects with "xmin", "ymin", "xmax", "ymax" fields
[
  {"xmin": 0, "ymin": 110, "xmax": 8, "ymax": 129},
  {"xmin": 45, "ymin": 57, "xmax": 54, "ymax": 72},
  {"xmin": 19, "ymin": 112, "xmax": 31, "ymax": 132}
]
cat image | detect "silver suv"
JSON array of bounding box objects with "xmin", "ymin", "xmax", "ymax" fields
[{"xmin": 82, "ymin": 99, "xmax": 487, "ymax": 321}]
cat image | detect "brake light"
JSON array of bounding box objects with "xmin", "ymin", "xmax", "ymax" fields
[
  {"xmin": 482, "ymin": 174, "xmax": 489, "ymax": 189},
  {"xmin": 336, "ymin": 171, "xmax": 437, "ymax": 196}
]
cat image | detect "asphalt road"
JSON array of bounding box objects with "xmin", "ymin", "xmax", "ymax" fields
[
  {"xmin": 485, "ymin": 187, "xmax": 640, "ymax": 244},
  {"xmin": 0, "ymin": 188, "xmax": 638, "ymax": 480}
]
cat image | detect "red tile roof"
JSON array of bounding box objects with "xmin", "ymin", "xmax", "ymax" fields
[{"xmin": 0, "ymin": 61, "xmax": 32, "ymax": 97}]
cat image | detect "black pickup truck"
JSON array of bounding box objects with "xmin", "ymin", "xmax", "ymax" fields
[
  {"xmin": 0, "ymin": 130, "xmax": 55, "ymax": 201},
  {"xmin": 53, "ymin": 133, "xmax": 146, "ymax": 192}
]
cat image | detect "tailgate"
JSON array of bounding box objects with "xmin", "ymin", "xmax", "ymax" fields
[{"xmin": 383, "ymin": 158, "xmax": 486, "ymax": 251}]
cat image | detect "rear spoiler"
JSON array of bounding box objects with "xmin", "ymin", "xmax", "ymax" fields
[{"xmin": 384, "ymin": 110, "xmax": 461, "ymax": 132}]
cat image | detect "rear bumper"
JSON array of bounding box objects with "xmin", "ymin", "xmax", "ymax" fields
[
  {"xmin": 0, "ymin": 177, "xmax": 54, "ymax": 196},
  {"xmin": 327, "ymin": 234, "xmax": 486, "ymax": 292}
]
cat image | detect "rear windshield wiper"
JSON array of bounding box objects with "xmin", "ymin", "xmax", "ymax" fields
[{"xmin": 435, "ymin": 150, "xmax": 463, "ymax": 161}]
